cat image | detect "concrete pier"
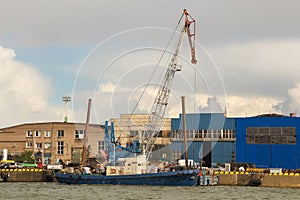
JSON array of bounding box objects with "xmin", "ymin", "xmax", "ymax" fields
[
  {"xmin": 216, "ymin": 171, "xmax": 300, "ymax": 188},
  {"xmin": 0, "ymin": 169, "xmax": 54, "ymax": 182}
]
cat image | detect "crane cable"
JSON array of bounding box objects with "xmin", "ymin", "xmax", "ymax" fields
[{"xmin": 128, "ymin": 13, "xmax": 185, "ymax": 122}]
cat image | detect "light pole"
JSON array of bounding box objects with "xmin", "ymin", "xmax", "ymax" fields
[{"xmin": 62, "ymin": 96, "xmax": 71, "ymax": 122}]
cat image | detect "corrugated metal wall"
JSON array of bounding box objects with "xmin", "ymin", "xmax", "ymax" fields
[
  {"xmin": 170, "ymin": 141, "xmax": 235, "ymax": 164},
  {"xmin": 170, "ymin": 113, "xmax": 236, "ymax": 164},
  {"xmin": 211, "ymin": 141, "xmax": 235, "ymax": 164},
  {"xmin": 236, "ymin": 116, "xmax": 300, "ymax": 169},
  {"xmin": 172, "ymin": 113, "xmax": 235, "ymax": 130}
]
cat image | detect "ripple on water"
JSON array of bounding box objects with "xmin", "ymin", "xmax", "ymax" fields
[{"xmin": 1, "ymin": 183, "xmax": 300, "ymax": 200}]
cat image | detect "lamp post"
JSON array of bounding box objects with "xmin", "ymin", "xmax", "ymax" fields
[{"xmin": 62, "ymin": 96, "xmax": 71, "ymax": 122}]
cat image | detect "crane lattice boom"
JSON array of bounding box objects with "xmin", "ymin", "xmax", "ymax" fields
[{"xmin": 144, "ymin": 9, "xmax": 197, "ymax": 160}]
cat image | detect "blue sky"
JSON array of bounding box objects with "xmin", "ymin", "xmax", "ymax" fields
[{"xmin": 1, "ymin": 1, "xmax": 300, "ymax": 127}]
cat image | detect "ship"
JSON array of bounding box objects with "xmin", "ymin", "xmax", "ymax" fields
[
  {"xmin": 55, "ymin": 170, "xmax": 199, "ymax": 186},
  {"xmin": 55, "ymin": 155, "xmax": 199, "ymax": 186}
]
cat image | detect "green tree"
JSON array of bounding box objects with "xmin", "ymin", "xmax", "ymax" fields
[{"xmin": 12, "ymin": 151, "xmax": 35, "ymax": 163}]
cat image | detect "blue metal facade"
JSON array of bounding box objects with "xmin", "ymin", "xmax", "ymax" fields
[
  {"xmin": 211, "ymin": 141, "xmax": 235, "ymax": 164},
  {"xmin": 172, "ymin": 113, "xmax": 235, "ymax": 130},
  {"xmin": 170, "ymin": 113, "xmax": 236, "ymax": 165},
  {"xmin": 235, "ymin": 116, "xmax": 300, "ymax": 169}
]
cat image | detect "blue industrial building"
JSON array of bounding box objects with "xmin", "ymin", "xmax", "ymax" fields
[
  {"xmin": 170, "ymin": 113, "xmax": 235, "ymax": 167},
  {"xmin": 235, "ymin": 115, "xmax": 300, "ymax": 169},
  {"xmin": 170, "ymin": 113, "xmax": 300, "ymax": 169}
]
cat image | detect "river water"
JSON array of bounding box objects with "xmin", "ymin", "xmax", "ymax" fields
[{"xmin": 0, "ymin": 182, "xmax": 299, "ymax": 200}]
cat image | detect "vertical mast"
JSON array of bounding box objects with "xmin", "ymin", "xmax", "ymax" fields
[
  {"xmin": 81, "ymin": 98, "xmax": 92, "ymax": 167},
  {"xmin": 182, "ymin": 96, "xmax": 188, "ymax": 169}
]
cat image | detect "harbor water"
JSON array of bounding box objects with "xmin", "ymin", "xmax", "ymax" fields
[{"xmin": 0, "ymin": 182, "xmax": 299, "ymax": 200}]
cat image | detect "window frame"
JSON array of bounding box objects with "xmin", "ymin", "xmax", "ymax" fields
[
  {"xmin": 57, "ymin": 141, "xmax": 64, "ymax": 154},
  {"xmin": 44, "ymin": 130, "xmax": 51, "ymax": 138},
  {"xmin": 57, "ymin": 130, "xmax": 64, "ymax": 137}
]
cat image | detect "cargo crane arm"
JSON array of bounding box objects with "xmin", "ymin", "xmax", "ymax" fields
[{"xmin": 144, "ymin": 9, "xmax": 197, "ymax": 160}]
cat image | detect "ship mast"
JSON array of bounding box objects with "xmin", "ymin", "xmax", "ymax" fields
[{"xmin": 81, "ymin": 98, "xmax": 92, "ymax": 167}]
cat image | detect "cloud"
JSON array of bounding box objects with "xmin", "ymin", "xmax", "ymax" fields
[
  {"xmin": 0, "ymin": 46, "xmax": 64, "ymax": 127},
  {"xmin": 225, "ymin": 95, "xmax": 280, "ymax": 117},
  {"xmin": 273, "ymin": 82, "xmax": 300, "ymax": 115},
  {"xmin": 202, "ymin": 39, "xmax": 300, "ymax": 116},
  {"xmin": 209, "ymin": 39, "xmax": 300, "ymax": 97}
]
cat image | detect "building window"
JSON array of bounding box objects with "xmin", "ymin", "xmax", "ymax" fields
[
  {"xmin": 57, "ymin": 141, "xmax": 64, "ymax": 154},
  {"xmin": 35, "ymin": 143, "xmax": 42, "ymax": 149},
  {"xmin": 44, "ymin": 130, "xmax": 51, "ymax": 137},
  {"xmin": 26, "ymin": 130, "xmax": 33, "ymax": 137},
  {"xmin": 130, "ymin": 130, "xmax": 138, "ymax": 137},
  {"xmin": 75, "ymin": 130, "xmax": 85, "ymax": 139},
  {"xmin": 26, "ymin": 141, "xmax": 33, "ymax": 148},
  {"xmin": 98, "ymin": 141, "xmax": 105, "ymax": 153},
  {"xmin": 44, "ymin": 143, "xmax": 51, "ymax": 149},
  {"xmin": 57, "ymin": 130, "xmax": 64, "ymax": 137},
  {"xmin": 35, "ymin": 130, "xmax": 42, "ymax": 137},
  {"xmin": 246, "ymin": 127, "xmax": 296, "ymax": 144},
  {"xmin": 172, "ymin": 150, "xmax": 182, "ymax": 161}
]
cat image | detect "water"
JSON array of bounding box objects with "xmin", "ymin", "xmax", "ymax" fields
[{"xmin": 0, "ymin": 182, "xmax": 299, "ymax": 200}]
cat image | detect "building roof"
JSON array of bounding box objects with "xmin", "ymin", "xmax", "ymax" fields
[{"xmin": 0, "ymin": 121, "xmax": 104, "ymax": 130}]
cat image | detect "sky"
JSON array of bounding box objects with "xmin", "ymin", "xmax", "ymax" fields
[{"xmin": 1, "ymin": 0, "xmax": 300, "ymax": 128}]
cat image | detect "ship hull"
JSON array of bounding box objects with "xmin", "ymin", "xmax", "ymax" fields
[{"xmin": 55, "ymin": 170, "xmax": 199, "ymax": 186}]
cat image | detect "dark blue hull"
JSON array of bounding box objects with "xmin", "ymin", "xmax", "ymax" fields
[{"xmin": 55, "ymin": 170, "xmax": 199, "ymax": 186}]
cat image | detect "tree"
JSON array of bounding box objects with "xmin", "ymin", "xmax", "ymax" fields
[{"xmin": 12, "ymin": 151, "xmax": 35, "ymax": 163}]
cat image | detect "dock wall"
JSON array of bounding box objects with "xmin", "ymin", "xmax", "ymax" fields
[
  {"xmin": 0, "ymin": 169, "xmax": 53, "ymax": 182},
  {"xmin": 217, "ymin": 171, "xmax": 300, "ymax": 188}
]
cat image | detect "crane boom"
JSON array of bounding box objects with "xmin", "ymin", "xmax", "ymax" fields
[{"xmin": 144, "ymin": 9, "xmax": 197, "ymax": 160}]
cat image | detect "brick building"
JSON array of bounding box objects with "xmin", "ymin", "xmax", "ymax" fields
[{"xmin": 0, "ymin": 122, "xmax": 105, "ymax": 165}]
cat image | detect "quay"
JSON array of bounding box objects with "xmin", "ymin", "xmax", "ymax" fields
[
  {"xmin": 216, "ymin": 171, "xmax": 300, "ymax": 188},
  {"xmin": 0, "ymin": 169, "xmax": 53, "ymax": 182}
]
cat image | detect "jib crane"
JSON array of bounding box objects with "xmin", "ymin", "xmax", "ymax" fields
[
  {"xmin": 143, "ymin": 9, "xmax": 197, "ymax": 160},
  {"xmin": 107, "ymin": 9, "xmax": 197, "ymax": 162}
]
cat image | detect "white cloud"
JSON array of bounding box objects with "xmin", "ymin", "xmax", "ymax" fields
[
  {"xmin": 225, "ymin": 95, "xmax": 280, "ymax": 117},
  {"xmin": 204, "ymin": 39, "xmax": 300, "ymax": 116},
  {"xmin": 288, "ymin": 83, "xmax": 300, "ymax": 111},
  {"xmin": 0, "ymin": 46, "xmax": 64, "ymax": 127}
]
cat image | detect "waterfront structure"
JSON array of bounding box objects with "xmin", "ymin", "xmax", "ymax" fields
[
  {"xmin": 0, "ymin": 122, "xmax": 105, "ymax": 165},
  {"xmin": 235, "ymin": 114, "xmax": 300, "ymax": 169},
  {"xmin": 1, "ymin": 113, "xmax": 299, "ymax": 170},
  {"xmin": 170, "ymin": 113, "xmax": 236, "ymax": 167}
]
